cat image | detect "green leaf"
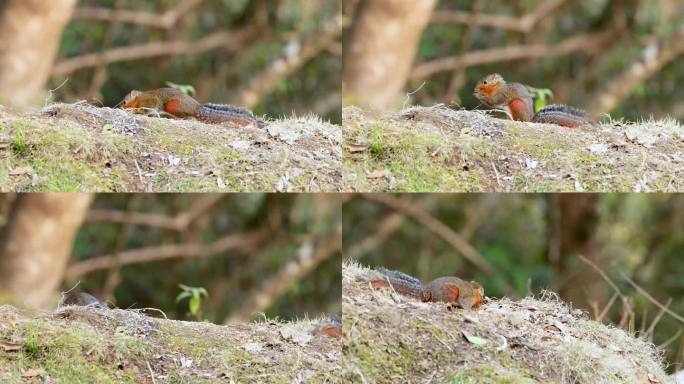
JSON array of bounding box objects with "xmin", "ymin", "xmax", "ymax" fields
[
  {"xmin": 189, "ymin": 296, "xmax": 200, "ymax": 315},
  {"xmin": 165, "ymin": 82, "xmax": 196, "ymax": 96},
  {"xmin": 176, "ymin": 291, "xmax": 192, "ymax": 303}
]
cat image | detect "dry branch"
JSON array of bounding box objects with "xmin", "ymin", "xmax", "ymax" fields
[
  {"xmin": 345, "ymin": 213, "xmax": 404, "ymax": 260},
  {"xmin": 236, "ymin": 15, "xmax": 343, "ymax": 107},
  {"xmin": 586, "ymin": 32, "xmax": 684, "ymax": 116},
  {"xmin": 430, "ymin": 0, "xmax": 566, "ymax": 33},
  {"xmin": 226, "ymin": 231, "xmax": 342, "ymax": 323},
  {"xmin": 65, "ymin": 229, "xmax": 267, "ymax": 279},
  {"xmin": 361, "ymin": 194, "xmax": 494, "ymax": 275},
  {"xmin": 87, "ymin": 194, "xmax": 226, "ymax": 231},
  {"xmin": 72, "ymin": 0, "xmax": 205, "ymax": 29},
  {"xmin": 52, "ymin": 26, "xmax": 258, "ymax": 77},
  {"xmin": 410, "ymin": 30, "xmax": 616, "ymax": 81}
]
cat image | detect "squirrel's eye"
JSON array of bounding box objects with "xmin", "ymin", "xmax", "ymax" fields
[{"xmin": 483, "ymin": 81, "xmax": 487, "ymax": 85}]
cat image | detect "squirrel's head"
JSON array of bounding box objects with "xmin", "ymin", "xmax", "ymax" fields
[
  {"xmin": 122, "ymin": 90, "xmax": 162, "ymax": 110},
  {"xmin": 474, "ymin": 73, "xmax": 505, "ymax": 97}
]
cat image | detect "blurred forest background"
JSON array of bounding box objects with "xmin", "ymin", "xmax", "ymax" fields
[
  {"xmin": 343, "ymin": 0, "xmax": 684, "ymax": 121},
  {"xmin": 0, "ymin": 193, "xmax": 341, "ymax": 324},
  {"xmin": 0, "ymin": 0, "xmax": 342, "ymax": 123},
  {"xmin": 343, "ymin": 193, "xmax": 684, "ymax": 371}
]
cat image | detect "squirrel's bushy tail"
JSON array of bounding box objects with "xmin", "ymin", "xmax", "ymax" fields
[
  {"xmin": 532, "ymin": 104, "xmax": 593, "ymax": 128},
  {"xmin": 197, "ymin": 104, "xmax": 267, "ymax": 127}
]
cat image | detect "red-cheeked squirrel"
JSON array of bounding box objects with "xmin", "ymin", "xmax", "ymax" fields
[
  {"xmin": 474, "ymin": 73, "xmax": 593, "ymax": 128},
  {"xmin": 122, "ymin": 88, "xmax": 266, "ymax": 128},
  {"xmin": 369, "ymin": 268, "xmax": 484, "ymax": 310}
]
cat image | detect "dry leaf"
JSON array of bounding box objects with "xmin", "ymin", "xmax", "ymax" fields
[
  {"xmin": 0, "ymin": 340, "xmax": 23, "ymax": 351},
  {"xmin": 346, "ymin": 143, "xmax": 368, "ymax": 153},
  {"xmin": 21, "ymin": 368, "xmax": 44, "ymax": 378},
  {"xmin": 9, "ymin": 166, "xmax": 32, "ymax": 176},
  {"xmin": 366, "ymin": 169, "xmax": 390, "ymax": 179}
]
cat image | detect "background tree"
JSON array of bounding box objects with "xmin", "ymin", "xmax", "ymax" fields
[
  {"xmin": 0, "ymin": 0, "xmax": 77, "ymax": 107},
  {"xmin": 343, "ymin": 0, "xmax": 438, "ymax": 110},
  {"xmin": 0, "ymin": 193, "xmax": 93, "ymax": 308}
]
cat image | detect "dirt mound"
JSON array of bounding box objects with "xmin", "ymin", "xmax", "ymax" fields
[
  {"xmin": 343, "ymin": 105, "xmax": 684, "ymax": 192},
  {"xmin": 0, "ymin": 102, "xmax": 341, "ymax": 192},
  {"xmin": 0, "ymin": 304, "xmax": 340, "ymax": 383}
]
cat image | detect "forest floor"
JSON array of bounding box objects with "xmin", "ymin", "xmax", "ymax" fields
[
  {"xmin": 0, "ymin": 304, "xmax": 340, "ymax": 383},
  {"xmin": 343, "ymin": 105, "xmax": 684, "ymax": 192},
  {"xmin": 342, "ymin": 261, "xmax": 671, "ymax": 383},
  {"xmin": 0, "ymin": 103, "xmax": 341, "ymax": 192}
]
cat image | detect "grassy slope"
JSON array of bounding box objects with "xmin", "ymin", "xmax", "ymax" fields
[
  {"xmin": 0, "ymin": 103, "xmax": 341, "ymax": 192},
  {"xmin": 0, "ymin": 305, "xmax": 340, "ymax": 383},
  {"xmin": 343, "ymin": 106, "xmax": 684, "ymax": 192},
  {"xmin": 342, "ymin": 262, "xmax": 671, "ymax": 383}
]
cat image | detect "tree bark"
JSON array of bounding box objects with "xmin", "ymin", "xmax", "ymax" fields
[
  {"xmin": 0, "ymin": 0, "xmax": 77, "ymax": 107},
  {"xmin": 0, "ymin": 193, "xmax": 94, "ymax": 309},
  {"xmin": 343, "ymin": 0, "xmax": 437, "ymax": 110}
]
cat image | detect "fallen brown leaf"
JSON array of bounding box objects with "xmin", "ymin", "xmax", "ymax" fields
[
  {"xmin": 0, "ymin": 340, "xmax": 23, "ymax": 352},
  {"xmin": 366, "ymin": 169, "xmax": 390, "ymax": 179},
  {"xmin": 21, "ymin": 368, "xmax": 44, "ymax": 378},
  {"xmin": 346, "ymin": 143, "xmax": 368, "ymax": 153},
  {"xmin": 9, "ymin": 166, "xmax": 32, "ymax": 176}
]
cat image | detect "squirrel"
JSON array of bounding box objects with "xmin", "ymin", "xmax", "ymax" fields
[
  {"xmin": 121, "ymin": 88, "xmax": 266, "ymax": 128},
  {"xmin": 473, "ymin": 73, "xmax": 593, "ymax": 128},
  {"xmin": 59, "ymin": 291, "xmax": 109, "ymax": 308},
  {"xmin": 369, "ymin": 268, "xmax": 484, "ymax": 310},
  {"xmin": 314, "ymin": 314, "xmax": 342, "ymax": 338}
]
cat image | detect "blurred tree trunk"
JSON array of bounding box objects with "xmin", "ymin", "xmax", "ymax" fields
[
  {"xmin": 343, "ymin": 0, "xmax": 437, "ymax": 110},
  {"xmin": 0, "ymin": 0, "xmax": 76, "ymax": 107},
  {"xmin": 0, "ymin": 193, "xmax": 93, "ymax": 309},
  {"xmin": 547, "ymin": 194, "xmax": 601, "ymax": 308}
]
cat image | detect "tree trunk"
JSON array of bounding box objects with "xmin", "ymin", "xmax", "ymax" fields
[
  {"xmin": 343, "ymin": 0, "xmax": 437, "ymax": 110},
  {"xmin": 547, "ymin": 194, "xmax": 601, "ymax": 309},
  {"xmin": 0, "ymin": 0, "xmax": 77, "ymax": 107},
  {"xmin": 0, "ymin": 193, "xmax": 94, "ymax": 309}
]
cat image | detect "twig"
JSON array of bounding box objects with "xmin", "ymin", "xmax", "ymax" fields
[
  {"xmin": 491, "ymin": 161, "xmax": 501, "ymax": 186},
  {"xmin": 620, "ymin": 271, "xmax": 684, "ymax": 324},
  {"xmin": 401, "ymin": 81, "xmax": 426, "ymax": 110},
  {"xmin": 146, "ymin": 360, "xmax": 157, "ymax": 384},
  {"xmin": 134, "ymin": 159, "xmax": 144, "ymax": 185},
  {"xmin": 644, "ymin": 298, "xmax": 672, "ymax": 340},
  {"xmin": 362, "ymin": 194, "xmax": 494, "ymax": 276},
  {"xmin": 578, "ymin": 255, "xmax": 627, "ymax": 302}
]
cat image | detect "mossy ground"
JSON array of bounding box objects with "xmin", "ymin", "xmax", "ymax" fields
[
  {"xmin": 341, "ymin": 261, "xmax": 671, "ymax": 383},
  {"xmin": 0, "ymin": 305, "xmax": 340, "ymax": 383},
  {"xmin": 342, "ymin": 106, "xmax": 684, "ymax": 192},
  {"xmin": 0, "ymin": 103, "xmax": 341, "ymax": 192}
]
